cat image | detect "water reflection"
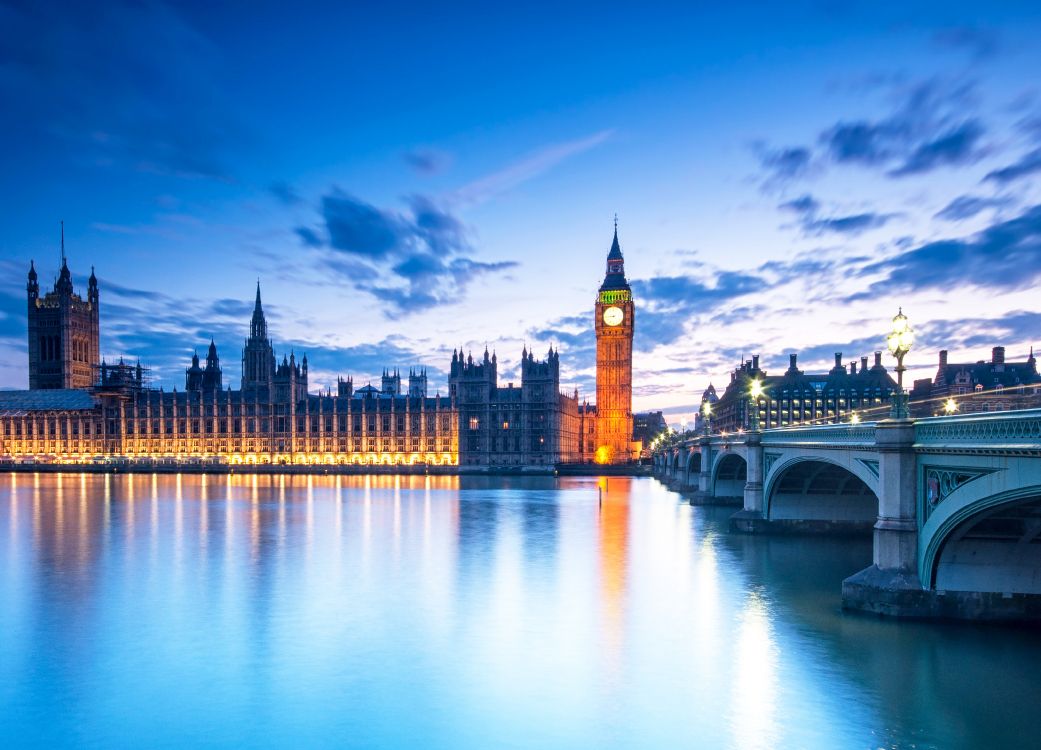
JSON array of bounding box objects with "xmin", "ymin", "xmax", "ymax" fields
[{"xmin": 0, "ymin": 473, "xmax": 1038, "ymax": 748}]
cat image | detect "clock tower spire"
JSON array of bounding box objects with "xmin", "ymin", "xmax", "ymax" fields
[{"xmin": 594, "ymin": 220, "xmax": 635, "ymax": 464}]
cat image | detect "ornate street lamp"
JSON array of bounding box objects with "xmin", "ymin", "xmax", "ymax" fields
[
  {"xmin": 943, "ymin": 397, "xmax": 958, "ymax": 415},
  {"xmin": 701, "ymin": 399, "xmax": 712, "ymax": 435},
  {"xmin": 886, "ymin": 307, "xmax": 915, "ymax": 419},
  {"xmin": 748, "ymin": 378, "xmax": 764, "ymax": 431},
  {"xmin": 850, "ymin": 411, "xmax": 861, "ymax": 425}
]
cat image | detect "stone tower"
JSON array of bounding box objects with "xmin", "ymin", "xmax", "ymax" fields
[
  {"xmin": 26, "ymin": 228, "xmax": 100, "ymax": 390},
  {"xmin": 241, "ymin": 282, "xmax": 276, "ymax": 393},
  {"xmin": 594, "ymin": 223, "xmax": 635, "ymax": 463}
]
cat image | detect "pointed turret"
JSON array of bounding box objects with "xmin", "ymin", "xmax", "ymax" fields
[
  {"xmin": 599, "ymin": 219, "xmax": 630, "ymax": 293},
  {"xmin": 249, "ymin": 281, "xmax": 269, "ymax": 341},
  {"xmin": 27, "ymin": 260, "xmax": 39, "ymax": 301},
  {"xmin": 87, "ymin": 264, "xmax": 99, "ymax": 304}
]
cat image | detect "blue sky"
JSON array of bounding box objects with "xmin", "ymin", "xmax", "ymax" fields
[{"xmin": 2, "ymin": 1, "xmax": 1041, "ymax": 419}]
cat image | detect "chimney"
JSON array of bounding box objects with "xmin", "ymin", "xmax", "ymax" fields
[
  {"xmin": 834, "ymin": 352, "xmax": 842, "ymax": 368},
  {"xmin": 992, "ymin": 346, "xmax": 1005, "ymax": 364},
  {"xmin": 752, "ymin": 354, "xmax": 760, "ymax": 370},
  {"xmin": 939, "ymin": 350, "xmax": 948, "ymax": 367},
  {"xmin": 874, "ymin": 351, "xmax": 882, "ymax": 367},
  {"xmin": 850, "ymin": 361, "xmax": 857, "ymax": 375},
  {"xmin": 860, "ymin": 356, "xmax": 868, "ymax": 372},
  {"xmin": 789, "ymin": 353, "xmax": 797, "ymax": 370}
]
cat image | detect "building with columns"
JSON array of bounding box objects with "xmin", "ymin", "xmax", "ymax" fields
[{"xmin": 705, "ymin": 352, "xmax": 899, "ymax": 432}]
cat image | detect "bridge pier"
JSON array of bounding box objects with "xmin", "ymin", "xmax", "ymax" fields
[
  {"xmin": 842, "ymin": 420, "xmax": 932, "ymax": 616},
  {"xmin": 729, "ymin": 433, "xmax": 768, "ymax": 529}
]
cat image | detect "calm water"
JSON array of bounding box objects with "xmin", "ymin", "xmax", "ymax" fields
[{"xmin": 0, "ymin": 474, "xmax": 1038, "ymax": 749}]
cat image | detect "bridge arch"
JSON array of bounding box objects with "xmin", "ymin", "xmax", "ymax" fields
[
  {"xmin": 684, "ymin": 449, "xmax": 701, "ymax": 485},
  {"xmin": 712, "ymin": 452, "xmax": 747, "ymax": 498},
  {"xmin": 922, "ymin": 486, "xmax": 1041, "ymax": 594},
  {"xmin": 764, "ymin": 457, "xmax": 878, "ymax": 526}
]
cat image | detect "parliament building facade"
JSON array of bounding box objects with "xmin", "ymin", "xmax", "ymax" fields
[{"xmin": 0, "ymin": 228, "xmax": 638, "ymax": 467}]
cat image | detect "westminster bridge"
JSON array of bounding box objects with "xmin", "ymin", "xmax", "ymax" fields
[{"xmin": 652, "ymin": 409, "xmax": 1041, "ymax": 620}]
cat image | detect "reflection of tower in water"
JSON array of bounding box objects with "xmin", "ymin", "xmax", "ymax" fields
[{"xmin": 597, "ymin": 476, "xmax": 630, "ymax": 676}]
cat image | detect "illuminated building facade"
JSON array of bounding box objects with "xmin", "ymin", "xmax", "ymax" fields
[
  {"xmin": 3, "ymin": 245, "xmax": 613, "ymax": 468},
  {"xmin": 593, "ymin": 226, "xmax": 635, "ymax": 463},
  {"xmin": 3, "ymin": 281, "xmax": 456, "ymax": 466},
  {"xmin": 706, "ymin": 352, "xmax": 898, "ymax": 432}
]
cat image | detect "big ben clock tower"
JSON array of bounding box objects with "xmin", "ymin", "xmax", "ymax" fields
[{"xmin": 594, "ymin": 221, "xmax": 635, "ymax": 464}]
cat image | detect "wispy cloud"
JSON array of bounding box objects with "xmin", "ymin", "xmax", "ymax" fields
[
  {"xmin": 983, "ymin": 147, "xmax": 1041, "ymax": 185},
  {"xmin": 779, "ymin": 193, "xmax": 898, "ymax": 236},
  {"xmin": 755, "ymin": 77, "xmax": 987, "ymax": 187},
  {"xmin": 452, "ymin": 130, "xmax": 614, "ymax": 206}
]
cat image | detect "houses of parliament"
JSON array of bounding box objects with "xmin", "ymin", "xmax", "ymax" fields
[{"xmin": 0, "ymin": 229, "xmax": 639, "ymax": 468}]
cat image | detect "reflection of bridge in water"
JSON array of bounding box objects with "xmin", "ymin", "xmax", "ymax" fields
[{"xmin": 653, "ymin": 409, "xmax": 1041, "ymax": 620}]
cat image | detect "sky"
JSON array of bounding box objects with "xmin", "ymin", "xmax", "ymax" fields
[{"xmin": 2, "ymin": 0, "xmax": 1041, "ymax": 420}]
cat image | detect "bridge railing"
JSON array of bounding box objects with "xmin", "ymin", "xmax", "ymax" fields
[
  {"xmin": 653, "ymin": 407, "xmax": 1041, "ymax": 460},
  {"xmin": 759, "ymin": 422, "xmax": 878, "ymax": 447},
  {"xmin": 914, "ymin": 407, "xmax": 1041, "ymax": 447}
]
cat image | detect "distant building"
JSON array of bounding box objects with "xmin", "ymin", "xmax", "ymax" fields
[
  {"xmin": 5, "ymin": 276, "xmax": 456, "ymax": 466},
  {"xmin": 450, "ymin": 346, "xmax": 583, "ymax": 466},
  {"xmin": 4, "ymin": 223, "xmax": 640, "ymax": 467},
  {"xmin": 910, "ymin": 346, "xmax": 1041, "ymax": 415},
  {"xmin": 632, "ymin": 411, "xmax": 667, "ymax": 457},
  {"xmin": 706, "ymin": 352, "xmax": 898, "ymax": 432},
  {"xmin": 26, "ymin": 252, "xmax": 100, "ymax": 390}
]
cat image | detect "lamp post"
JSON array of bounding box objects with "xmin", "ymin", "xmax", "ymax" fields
[
  {"xmin": 943, "ymin": 397, "xmax": 958, "ymax": 416},
  {"xmin": 886, "ymin": 307, "xmax": 915, "ymax": 419},
  {"xmin": 701, "ymin": 399, "xmax": 712, "ymax": 435},
  {"xmin": 748, "ymin": 378, "xmax": 764, "ymax": 431}
]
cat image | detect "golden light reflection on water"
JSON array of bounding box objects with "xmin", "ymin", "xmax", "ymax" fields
[
  {"xmin": 598, "ymin": 476, "xmax": 630, "ymax": 683},
  {"xmin": 5, "ymin": 472, "xmax": 1041, "ymax": 749}
]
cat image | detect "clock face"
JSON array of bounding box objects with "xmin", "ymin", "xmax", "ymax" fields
[{"xmin": 602, "ymin": 306, "xmax": 624, "ymax": 326}]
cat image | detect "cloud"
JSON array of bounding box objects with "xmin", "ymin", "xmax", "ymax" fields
[
  {"xmin": 853, "ymin": 203, "xmax": 1041, "ymax": 297},
  {"xmin": 887, "ymin": 120, "xmax": 985, "ymax": 176},
  {"xmin": 934, "ymin": 194, "xmax": 1011, "ymax": 221},
  {"xmin": 319, "ymin": 192, "xmax": 405, "ymax": 258},
  {"xmin": 983, "ymin": 147, "xmax": 1041, "ymax": 185},
  {"xmin": 757, "ymin": 77, "xmax": 986, "ymax": 185},
  {"xmin": 779, "ymin": 194, "xmax": 821, "ymax": 215},
  {"xmin": 779, "ymin": 193, "xmax": 897, "ymax": 236},
  {"xmin": 451, "ymin": 130, "xmax": 613, "ymax": 205},
  {"xmin": 404, "ymin": 148, "xmax": 451, "ymax": 175},
  {"xmin": 295, "ymin": 226, "xmax": 324, "ymax": 248},
  {"xmin": 631, "ymin": 271, "xmax": 765, "ymax": 349},
  {"xmin": 753, "ymin": 145, "xmax": 814, "ymax": 188},
  {"xmin": 298, "ymin": 190, "xmax": 517, "ymax": 315}
]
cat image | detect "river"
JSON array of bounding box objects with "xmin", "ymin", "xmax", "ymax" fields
[{"xmin": 0, "ymin": 473, "xmax": 1037, "ymax": 748}]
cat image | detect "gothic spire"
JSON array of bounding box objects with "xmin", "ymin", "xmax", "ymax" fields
[
  {"xmin": 600, "ymin": 218, "xmax": 630, "ymax": 293},
  {"xmin": 607, "ymin": 217, "xmax": 623, "ymax": 261},
  {"xmin": 249, "ymin": 281, "xmax": 269, "ymax": 340}
]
